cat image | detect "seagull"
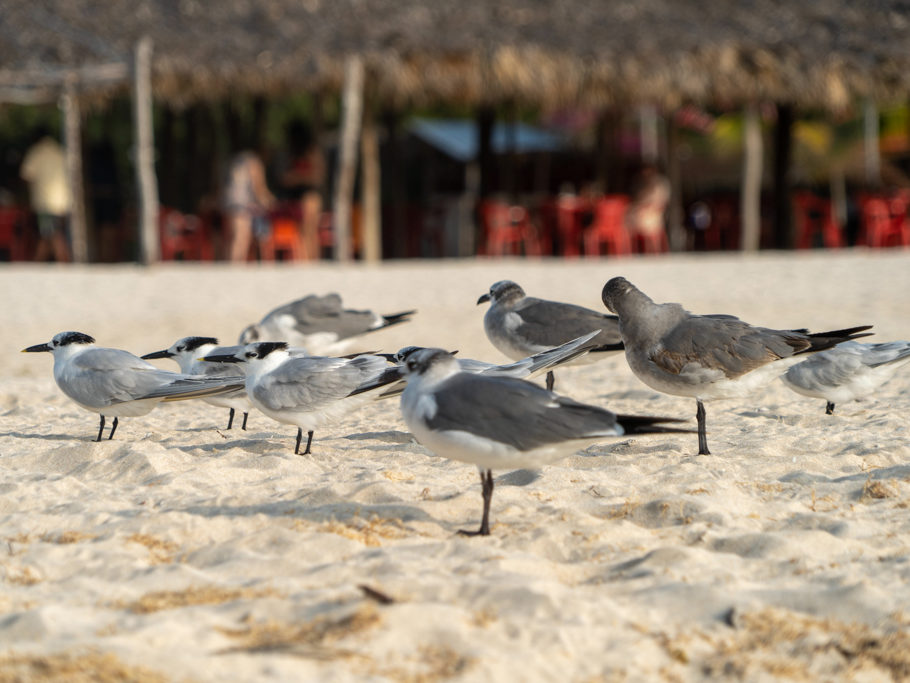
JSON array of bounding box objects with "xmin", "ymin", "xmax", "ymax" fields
[
  {"xmin": 22, "ymin": 331, "xmax": 245, "ymax": 441},
  {"xmin": 477, "ymin": 280, "xmax": 623, "ymax": 391},
  {"xmin": 781, "ymin": 340, "xmax": 910, "ymax": 414},
  {"xmin": 397, "ymin": 348, "xmax": 689, "ymax": 536},
  {"xmin": 601, "ymin": 276, "xmax": 873, "ymax": 455},
  {"xmin": 200, "ymin": 342, "xmax": 399, "ymax": 455},
  {"xmin": 141, "ymin": 336, "xmax": 254, "ymax": 430},
  {"xmin": 238, "ymin": 292, "xmax": 415, "ymax": 356},
  {"xmin": 354, "ymin": 331, "xmax": 602, "ymax": 400}
]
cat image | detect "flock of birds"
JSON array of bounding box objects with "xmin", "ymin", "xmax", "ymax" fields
[{"xmin": 23, "ymin": 279, "xmax": 910, "ymax": 536}]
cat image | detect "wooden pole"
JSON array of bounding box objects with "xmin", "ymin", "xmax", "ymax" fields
[
  {"xmin": 132, "ymin": 37, "xmax": 159, "ymax": 264},
  {"xmin": 740, "ymin": 105, "xmax": 763, "ymax": 252},
  {"xmin": 360, "ymin": 101, "xmax": 381, "ymax": 262},
  {"xmin": 864, "ymin": 99, "xmax": 881, "ymax": 187},
  {"xmin": 62, "ymin": 74, "xmax": 87, "ymax": 263},
  {"xmin": 772, "ymin": 103, "xmax": 793, "ymax": 248},
  {"xmin": 333, "ymin": 55, "xmax": 363, "ymax": 261},
  {"xmin": 666, "ymin": 112, "xmax": 685, "ymax": 252}
]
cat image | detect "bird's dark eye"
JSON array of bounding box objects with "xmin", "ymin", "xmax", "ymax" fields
[
  {"xmin": 52, "ymin": 340, "xmax": 58, "ymax": 346},
  {"xmin": 245, "ymin": 352, "xmax": 256, "ymax": 359},
  {"xmin": 176, "ymin": 346, "xmax": 184, "ymax": 352}
]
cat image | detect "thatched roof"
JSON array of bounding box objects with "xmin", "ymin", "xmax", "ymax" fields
[{"xmin": 2, "ymin": 0, "xmax": 910, "ymax": 110}]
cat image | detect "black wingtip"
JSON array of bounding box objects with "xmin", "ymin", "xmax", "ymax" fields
[
  {"xmin": 803, "ymin": 325, "xmax": 874, "ymax": 354},
  {"xmin": 589, "ymin": 341, "xmax": 625, "ymax": 353},
  {"xmin": 615, "ymin": 414, "xmax": 694, "ymax": 435},
  {"xmin": 380, "ymin": 310, "xmax": 417, "ymax": 327}
]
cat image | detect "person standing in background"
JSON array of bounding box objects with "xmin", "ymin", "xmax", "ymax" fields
[
  {"xmin": 224, "ymin": 150, "xmax": 275, "ymax": 262},
  {"xmin": 281, "ymin": 121, "xmax": 326, "ymax": 259},
  {"xmin": 20, "ymin": 130, "xmax": 71, "ymax": 262}
]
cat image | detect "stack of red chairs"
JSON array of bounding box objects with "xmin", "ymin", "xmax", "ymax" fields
[
  {"xmin": 159, "ymin": 207, "xmax": 214, "ymax": 261},
  {"xmin": 583, "ymin": 195, "xmax": 631, "ymax": 256},
  {"xmin": 793, "ymin": 192, "xmax": 843, "ymax": 249},
  {"xmin": 478, "ymin": 200, "xmax": 546, "ymax": 257},
  {"xmin": 858, "ymin": 194, "xmax": 910, "ymax": 248}
]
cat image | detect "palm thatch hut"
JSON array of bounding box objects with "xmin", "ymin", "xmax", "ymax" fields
[{"xmin": 3, "ymin": 0, "xmax": 910, "ymax": 260}]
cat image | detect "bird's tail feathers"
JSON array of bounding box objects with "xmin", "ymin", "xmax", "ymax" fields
[
  {"xmin": 801, "ymin": 325, "xmax": 874, "ymax": 354},
  {"xmin": 143, "ymin": 377, "xmax": 246, "ymax": 402},
  {"xmin": 614, "ymin": 414, "xmax": 694, "ymax": 435},
  {"xmin": 377, "ymin": 310, "xmax": 416, "ymax": 328}
]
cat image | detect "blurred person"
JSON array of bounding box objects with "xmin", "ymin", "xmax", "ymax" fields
[
  {"xmin": 224, "ymin": 150, "xmax": 275, "ymax": 262},
  {"xmin": 20, "ymin": 129, "xmax": 71, "ymax": 262},
  {"xmin": 281, "ymin": 121, "xmax": 326, "ymax": 259},
  {"xmin": 625, "ymin": 164, "xmax": 670, "ymax": 247}
]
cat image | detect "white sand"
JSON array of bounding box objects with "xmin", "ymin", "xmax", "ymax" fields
[{"xmin": 1, "ymin": 250, "xmax": 909, "ymax": 681}]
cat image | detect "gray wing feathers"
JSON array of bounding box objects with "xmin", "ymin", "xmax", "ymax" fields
[
  {"xmin": 426, "ymin": 374, "xmax": 621, "ymax": 451},
  {"xmin": 514, "ymin": 298, "xmax": 621, "ymax": 347},
  {"xmin": 254, "ymin": 356, "xmax": 386, "ymax": 411},
  {"xmin": 654, "ymin": 317, "xmax": 807, "ymax": 378},
  {"xmin": 67, "ymin": 350, "xmax": 242, "ymax": 406}
]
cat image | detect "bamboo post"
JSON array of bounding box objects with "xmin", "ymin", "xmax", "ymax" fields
[
  {"xmin": 333, "ymin": 55, "xmax": 364, "ymax": 262},
  {"xmin": 665, "ymin": 112, "xmax": 685, "ymax": 252},
  {"xmin": 864, "ymin": 99, "xmax": 881, "ymax": 187},
  {"xmin": 132, "ymin": 37, "xmax": 159, "ymax": 264},
  {"xmin": 62, "ymin": 74, "xmax": 87, "ymax": 263},
  {"xmin": 740, "ymin": 105, "xmax": 763, "ymax": 252},
  {"xmin": 360, "ymin": 101, "xmax": 381, "ymax": 262}
]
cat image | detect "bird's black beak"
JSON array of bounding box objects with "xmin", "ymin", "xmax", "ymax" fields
[
  {"xmin": 476, "ymin": 293, "xmax": 491, "ymax": 305},
  {"xmin": 22, "ymin": 343, "xmax": 51, "ymax": 353},
  {"xmin": 200, "ymin": 353, "xmax": 242, "ymax": 363},
  {"xmin": 141, "ymin": 349, "xmax": 173, "ymax": 360}
]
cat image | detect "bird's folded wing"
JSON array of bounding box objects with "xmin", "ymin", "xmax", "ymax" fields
[
  {"xmin": 513, "ymin": 298, "xmax": 621, "ymax": 347},
  {"xmin": 650, "ymin": 317, "xmax": 808, "ymax": 379},
  {"xmin": 426, "ymin": 375, "xmax": 620, "ymax": 451},
  {"xmin": 253, "ymin": 356, "xmax": 383, "ymax": 411}
]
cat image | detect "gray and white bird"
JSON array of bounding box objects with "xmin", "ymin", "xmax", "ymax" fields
[
  {"xmin": 238, "ymin": 292, "xmax": 415, "ymax": 356},
  {"xmin": 477, "ymin": 280, "xmax": 623, "ymax": 391},
  {"xmin": 781, "ymin": 340, "xmax": 910, "ymax": 414},
  {"xmin": 200, "ymin": 342, "xmax": 397, "ymax": 455},
  {"xmin": 356, "ymin": 331, "xmax": 602, "ymax": 400},
  {"xmin": 601, "ymin": 276, "xmax": 873, "ymax": 455},
  {"xmin": 22, "ymin": 331, "xmax": 245, "ymax": 441},
  {"xmin": 397, "ymin": 348, "xmax": 689, "ymax": 536},
  {"xmin": 142, "ymin": 336, "xmax": 253, "ymax": 430}
]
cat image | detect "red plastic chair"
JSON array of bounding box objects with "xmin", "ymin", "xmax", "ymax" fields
[
  {"xmin": 159, "ymin": 207, "xmax": 215, "ymax": 261},
  {"xmin": 542, "ymin": 196, "xmax": 588, "ymax": 257},
  {"xmin": 793, "ymin": 192, "xmax": 843, "ymax": 249},
  {"xmin": 478, "ymin": 200, "xmax": 544, "ymax": 257},
  {"xmin": 260, "ymin": 216, "xmax": 304, "ymax": 261},
  {"xmin": 0, "ymin": 207, "xmax": 28, "ymax": 260},
  {"xmin": 859, "ymin": 195, "xmax": 910, "ymax": 247},
  {"xmin": 583, "ymin": 195, "xmax": 631, "ymax": 256}
]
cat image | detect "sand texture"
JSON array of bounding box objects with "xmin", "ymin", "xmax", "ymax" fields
[{"xmin": 1, "ymin": 250, "xmax": 909, "ymax": 681}]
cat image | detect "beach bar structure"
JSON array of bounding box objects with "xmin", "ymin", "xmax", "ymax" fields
[{"xmin": 2, "ymin": 0, "xmax": 910, "ymax": 262}]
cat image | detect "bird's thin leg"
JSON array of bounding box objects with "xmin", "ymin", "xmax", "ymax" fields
[
  {"xmin": 96, "ymin": 415, "xmax": 105, "ymax": 442},
  {"xmin": 458, "ymin": 469, "xmax": 494, "ymax": 536},
  {"xmin": 696, "ymin": 399, "xmax": 710, "ymax": 455},
  {"xmin": 545, "ymin": 370, "xmax": 555, "ymax": 392},
  {"xmin": 825, "ymin": 401, "xmax": 836, "ymax": 415},
  {"xmin": 295, "ymin": 428, "xmax": 302, "ymax": 455},
  {"xmin": 108, "ymin": 417, "xmax": 119, "ymax": 440},
  {"xmin": 303, "ymin": 430, "xmax": 314, "ymax": 455},
  {"xmin": 226, "ymin": 408, "xmax": 235, "ymax": 430},
  {"xmin": 241, "ymin": 412, "xmax": 248, "ymax": 430}
]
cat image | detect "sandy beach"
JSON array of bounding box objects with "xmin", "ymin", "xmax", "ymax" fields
[{"xmin": 1, "ymin": 249, "xmax": 909, "ymax": 681}]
